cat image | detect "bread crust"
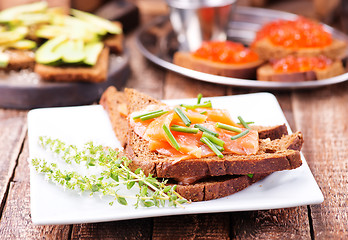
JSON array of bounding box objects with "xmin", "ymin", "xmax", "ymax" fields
[
  {"xmin": 123, "ymin": 88, "xmax": 303, "ymax": 179},
  {"xmin": 100, "ymin": 87, "xmax": 304, "ymax": 201},
  {"xmin": 100, "ymin": 86, "xmax": 128, "ymax": 147},
  {"xmin": 104, "ymin": 22, "xmax": 123, "ymax": 54},
  {"xmin": 173, "ymin": 51, "xmax": 264, "ymax": 79},
  {"xmin": 174, "ymin": 173, "xmax": 270, "ymax": 202},
  {"xmin": 257, "ymin": 60, "xmax": 345, "ymax": 82},
  {"xmin": 253, "ymin": 38, "xmax": 347, "ymax": 60},
  {"xmin": 1, "ymin": 50, "xmax": 35, "ymax": 71},
  {"xmin": 35, "ymin": 47, "xmax": 109, "ymax": 83}
]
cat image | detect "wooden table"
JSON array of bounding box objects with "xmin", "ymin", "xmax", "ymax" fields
[{"xmin": 0, "ymin": 3, "xmax": 347, "ymax": 240}]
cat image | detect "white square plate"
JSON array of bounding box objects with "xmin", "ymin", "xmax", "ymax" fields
[{"xmin": 28, "ymin": 93, "xmax": 324, "ymax": 225}]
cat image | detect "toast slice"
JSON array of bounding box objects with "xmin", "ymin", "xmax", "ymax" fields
[
  {"xmin": 173, "ymin": 51, "xmax": 264, "ymax": 79},
  {"xmin": 257, "ymin": 60, "xmax": 345, "ymax": 82},
  {"xmin": 35, "ymin": 47, "xmax": 109, "ymax": 83},
  {"xmin": 104, "ymin": 22, "xmax": 123, "ymax": 54},
  {"xmin": 103, "ymin": 88, "xmax": 302, "ymax": 180},
  {"xmin": 253, "ymin": 38, "xmax": 347, "ymax": 61},
  {"xmin": 173, "ymin": 173, "xmax": 270, "ymax": 202},
  {"xmin": 100, "ymin": 86, "xmax": 128, "ymax": 146},
  {"xmin": 100, "ymin": 87, "xmax": 303, "ymax": 201},
  {"xmin": 100, "ymin": 86, "xmax": 289, "ymax": 148},
  {"xmin": 1, "ymin": 50, "xmax": 35, "ymax": 71}
]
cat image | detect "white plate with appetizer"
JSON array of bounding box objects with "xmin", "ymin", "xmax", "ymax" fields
[
  {"xmin": 28, "ymin": 92, "xmax": 323, "ymax": 225},
  {"xmin": 136, "ymin": 7, "xmax": 348, "ymax": 89}
]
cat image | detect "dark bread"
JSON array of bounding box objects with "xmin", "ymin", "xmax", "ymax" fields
[
  {"xmin": 253, "ymin": 38, "xmax": 347, "ymax": 61},
  {"xmin": 257, "ymin": 60, "xmax": 345, "ymax": 82},
  {"xmin": 173, "ymin": 51, "xmax": 264, "ymax": 79},
  {"xmin": 35, "ymin": 47, "xmax": 109, "ymax": 83},
  {"xmin": 100, "ymin": 86, "xmax": 128, "ymax": 146},
  {"xmin": 123, "ymin": 88, "xmax": 302, "ymax": 179},
  {"xmin": 100, "ymin": 87, "xmax": 303, "ymax": 201},
  {"xmin": 104, "ymin": 22, "xmax": 123, "ymax": 54},
  {"xmin": 2, "ymin": 50, "xmax": 35, "ymax": 71},
  {"xmin": 174, "ymin": 173, "xmax": 270, "ymax": 202}
]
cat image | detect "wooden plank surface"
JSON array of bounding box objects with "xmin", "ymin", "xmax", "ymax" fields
[
  {"xmin": 0, "ymin": 138, "xmax": 71, "ymax": 240},
  {"xmin": 292, "ymin": 82, "xmax": 348, "ymax": 239},
  {"xmin": 0, "ymin": 110, "xmax": 27, "ymax": 216}
]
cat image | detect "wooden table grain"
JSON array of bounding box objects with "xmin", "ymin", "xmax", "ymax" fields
[{"xmin": 0, "ymin": 2, "xmax": 348, "ymax": 239}]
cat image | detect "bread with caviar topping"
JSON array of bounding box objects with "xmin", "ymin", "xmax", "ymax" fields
[
  {"xmin": 257, "ymin": 59, "xmax": 345, "ymax": 82},
  {"xmin": 173, "ymin": 51, "xmax": 264, "ymax": 79}
]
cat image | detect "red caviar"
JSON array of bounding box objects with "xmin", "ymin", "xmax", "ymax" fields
[
  {"xmin": 192, "ymin": 41, "xmax": 259, "ymax": 64},
  {"xmin": 272, "ymin": 55, "xmax": 333, "ymax": 73},
  {"xmin": 254, "ymin": 17, "xmax": 332, "ymax": 48}
]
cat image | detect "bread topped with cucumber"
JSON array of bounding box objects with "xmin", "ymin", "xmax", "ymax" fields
[
  {"xmin": 0, "ymin": 2, "xmax": 123, "ymax": 82},
  {"xmin": 100, "ymin": 87, "xmax": 304, "ymax": 201}
]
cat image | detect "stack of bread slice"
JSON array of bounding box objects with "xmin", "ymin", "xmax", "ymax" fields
[{"xmin": 100, "ymin": 87, "xmax": 304, "ymax": 201}]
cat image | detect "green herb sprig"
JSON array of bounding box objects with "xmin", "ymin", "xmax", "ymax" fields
[{"xmin": 31, "ymin": 136, "xmax": 188, "ymax": 208}]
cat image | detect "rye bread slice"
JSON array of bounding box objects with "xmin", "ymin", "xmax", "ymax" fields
[
  {"xmin": 253, "ymin": 38, "xmax": 347, "ymax": 61},
  {"xmin": 2, "ymin": 50, "xmax": 35, "ymax": 71},
  {"xmin": 100, "ymin": 86, "xmax": 128, "ymax": 147},
  {"xmin": 173, "ymin": 173, "xmax": 270, "ymax": 202},
  {"xmin": 104, "ymin": 22, "xmax": 123, "ymax": 54},
  {"xmin": 123, "ymin": 88, "xmax": 303, "ymax": 179},
  {"xmin": 100, "ymin": 87, "xmax": 289, "ymax": 148},
  {"xmin": 257, "ymin": 60, "xmax": 345, "ymax": 82}
]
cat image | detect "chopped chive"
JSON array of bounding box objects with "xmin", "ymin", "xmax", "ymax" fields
[
  {"xmin": 247, "ymin": 174, "xmax": 254, "ymax": 178},
  {"xmin": 200, "ymin": 111, "xmax": 207, "ymax": 114},
  {"xmin": 231, "ymin": 129, "xmax": 250, "ymax": 140},
  {"xmin": 238, "ymin": 116, "xmax": 251, "ymax": 129},
  {"xmin": 170, "ymin": 125, "xmax": 199, "ymax": 134},
  {"xmin": 162, "ymin": 124, "xmax": 180, "ymax": 151},
  {"xmin": 202, "ymin": 132, "xmax": 224, "ymax": 147},
  {"xmin": 133, "ymin": 110, "xmax": 163, "ymax": 119},
  {"xmin": 237, "ymin": 121, "xmax": 254, "ymax": 125},
  {"xmin": 216, "ymin": 122, "xmax": 242, "ymax": 133},
  {"xmin": 174, "ymin": 107, "xmax": 191, "ymax": 126},
  {"xmin": 200, "ymin": 137, "xmax": 223, "ymax": 158},
  {"xmin": 140, "ymin": 111, "xmax": 168, "ymax": 121},
  {"xmin": 212, "ymin": 142, "xmax": 224, "ymax": 152},
  {"xmin": 197, "ymin": 93, "xmax": 202, "ymax": 104},
  {"xmin": 194, "ymin": 124, "xmax": 219, "ymax": 137},
  {"xmin": 180, "ymin": 100, "xmax": 212, "ymax": 109}
]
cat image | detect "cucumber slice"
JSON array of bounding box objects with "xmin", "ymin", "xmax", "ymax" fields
[
  {"xmin": 71, "ymin": 9, "xmax": 122, "ymax": 35},
  {"xmin": 0, "ymin": 1, "xmax": 47, "ymax": 23},
  {"xmin": 84, "ymin": 42, "xmax": 103, "ymax": 66},
  {"xmin": 35, "ymin": 36, "xmax": 67, "ymax": 64},
  {"xmin": 52, "ymin": 15, "xmax": 107, "ymax": 36},
  {"xmin": 0, "ymin": 52, "xmax": 9, "ymax": 67},
  {"xmin": 56, "ymin": 39, "xmax": 85, "ymax": 63},
  {"xmin": 0, "ymin": 26, "xmax": 28, "ymax": 45},
  {"xmin": 7, "ymin": 39, "xmax": 37, "ymax": 50}
]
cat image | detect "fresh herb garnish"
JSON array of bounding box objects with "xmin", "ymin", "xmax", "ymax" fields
[
  {"xmin": 197, "ymin": 93, "xmax": 202, "ymax": 104},
  {"xmin": 194, "ymin": 124, "xmax": 219, "ymax": 137},
  {"xmin": 174, "ymin": 107, "xmax": 191, "ymax": 126},
  {"xmin": 231, "ymin": 129, "xmax": 250, "ymax": 140},
  {"xmin": 216, "ymin": 122, "xmax": 242, "ymax": 133},
  {"xmin": 162, "ymin": 124, "xmax": 180, "ymax": 151},
  {"xmin": 170, "ymin": 125, "xmax": 199, "ymax": 134},
  {"xmin": 200, "ymin": 137, "xmax": 223, "ymax": 158},
  {"xmin": 31, "ymin": 136, "xmax": 188, "ymax": 208},
  {"xmin": 180, "ymin": 100, "xmax": 212, "ymax": 109},
  {"xmin": 237, "ymin": 116, "xmax": 251, "ymax": 129}
]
